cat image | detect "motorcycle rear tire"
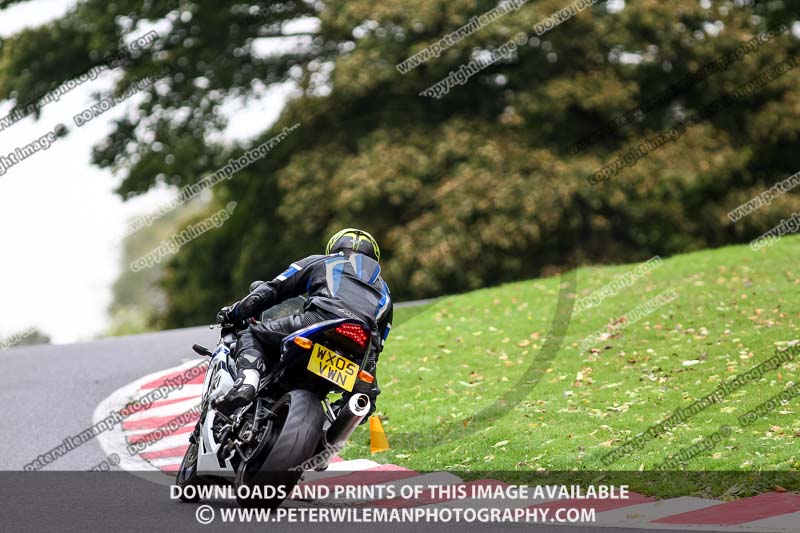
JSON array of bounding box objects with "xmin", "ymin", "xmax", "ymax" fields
[{"xmin": 235, "ymin": 389, "xmax": 324, "ymax": 508}]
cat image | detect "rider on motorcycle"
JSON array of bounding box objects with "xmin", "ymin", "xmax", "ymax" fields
[{"xmin": 212, "ymin": 228, "xmax": 392, "ymax": 418}]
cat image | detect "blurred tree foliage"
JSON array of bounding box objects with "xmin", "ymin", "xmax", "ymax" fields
[
  {"xmin": 11, "ymin": 328, "xmax": 50, "ymax": 347},
  {"xmin": 105, "ymin": 200, "xmax": 207, "ymax": 336},
  {"xmin": 1, "ymin": 0, "xmax": 798, "ymax": 327}
]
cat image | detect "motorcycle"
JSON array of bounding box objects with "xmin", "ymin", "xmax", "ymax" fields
[{"xmin": 175, "ymin": 284, "xmax": 374, "ymax": 508}]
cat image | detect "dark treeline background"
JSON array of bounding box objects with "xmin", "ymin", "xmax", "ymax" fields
[{"xmin": 1, "ymin": 0, "xmax": 798, "ymax": 329}]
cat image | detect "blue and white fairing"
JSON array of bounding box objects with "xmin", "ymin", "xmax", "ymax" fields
[{"xmin": 196, "ymin": 342, "xmax": 238, "ymax": 474}]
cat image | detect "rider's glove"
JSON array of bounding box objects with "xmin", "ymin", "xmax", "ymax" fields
[{"xmin": 216, "ymin": 305, "xmax": 235, "ymax": 325}]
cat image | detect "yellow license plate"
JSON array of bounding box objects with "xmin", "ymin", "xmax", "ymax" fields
[{"xmin": 307, "ymin": 344, "xmax": 358, "ymax": 392}]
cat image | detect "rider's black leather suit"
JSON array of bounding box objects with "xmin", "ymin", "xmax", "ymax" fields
[{"xmin": 229, "ymin": 250, "xmax": 393, "ymax": 409}]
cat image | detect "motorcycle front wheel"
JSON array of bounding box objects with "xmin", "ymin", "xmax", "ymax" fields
[{"xmin": 175, "ymin": 439, "xmax": 202, "ymax": 502}]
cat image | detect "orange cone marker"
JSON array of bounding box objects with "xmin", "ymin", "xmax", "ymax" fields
[{"xmin": 369, "ymin": 415, "xmax": 390, "ymax": 454}]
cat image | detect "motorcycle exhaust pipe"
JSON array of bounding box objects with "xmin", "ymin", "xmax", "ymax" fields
[
  {"xmin": 288, "ymin": 394, "xmax": 370, "ymax": 473},
  {"xmin": 325, "ymin": 393, "xmax": 371, "ymax": 449}
]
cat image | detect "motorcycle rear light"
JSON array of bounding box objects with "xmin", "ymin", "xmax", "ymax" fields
[
  {"xmin": 358, "ymin": 370, "xmax": 375, "ymax": 384},
  {"xmin": 293, "ymin": 336, "xmax": 313, "ymax": 349},
  {"xmin": 334, "ymin": 323, "xmax": 369, "ymax": 348}
]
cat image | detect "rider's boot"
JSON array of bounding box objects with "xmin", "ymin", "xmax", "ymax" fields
[{"xmin": 212, "ymin": 369, "xmax": 260, "ymax": 414}]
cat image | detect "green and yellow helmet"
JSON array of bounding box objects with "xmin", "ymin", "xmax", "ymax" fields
[{"xmin": 326, "ymin": 228, "xmax": 381, "ymax": 261}]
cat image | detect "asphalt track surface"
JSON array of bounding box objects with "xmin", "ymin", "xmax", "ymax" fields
[
  {"xmin": 0, "ymin": 330, "xmax": 732, "ymax": 533},
  {"xmin": 0, "ymin": 326, "xmax": 216, "ymax": 470}
]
